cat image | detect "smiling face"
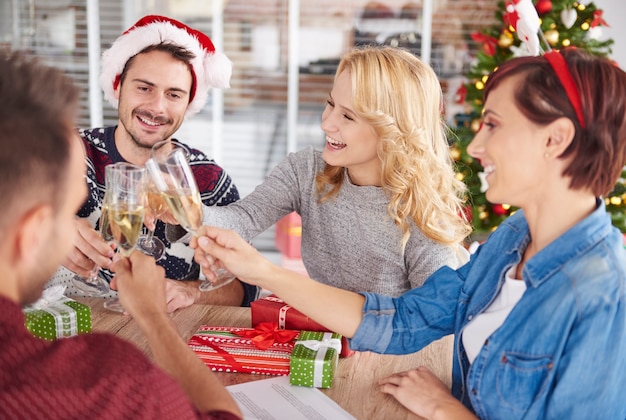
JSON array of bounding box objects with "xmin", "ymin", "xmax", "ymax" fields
[
  {"xmin": 114, "ymin": 49, "xmax": 192, "ymax": 163},
  {"xmin": 467, "ymin": 75, "xmax": 550, "ymax": 208},
  {"xmin": 320, "ymin": 70, "xmax": 382, "ymax": 186}
]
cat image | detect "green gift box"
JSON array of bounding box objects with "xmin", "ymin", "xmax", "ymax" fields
[
  {"xmin": 289, "ymin": 331, "xmax": 341, "ymax": 388},
  {"xmin": 23, "ymin": 288, "xmax": 91, "ymax": 341}
]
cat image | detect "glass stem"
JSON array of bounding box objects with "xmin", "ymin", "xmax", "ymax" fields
[{"xmin": 143, "ymin": 228, "xmax": 156, "ymax": 250}]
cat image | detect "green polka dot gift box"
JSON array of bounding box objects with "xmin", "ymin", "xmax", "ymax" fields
[
  {"xmin": 23, "ymin": 286, "xmax": 91, "ymax": 341},
  {"xmin": 289, "ymin": 331, "xmax": 342, "ymax": 388}
]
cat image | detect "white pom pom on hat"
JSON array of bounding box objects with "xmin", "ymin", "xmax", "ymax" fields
[{"xmin": 99, "ymin": 15, "xmax": 232, "ymax": 118}]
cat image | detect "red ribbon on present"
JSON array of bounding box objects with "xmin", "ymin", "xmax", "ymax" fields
[
  {"xmin": 234, "ymin": 322, "xmax": 299, "ymax": 350},
  {"xmin": 471, "ymin": 32, "xmax": 498, "ymax": 56},
  {"xmin": 591, "ymin": 10, "xmax": 609, "ymax": 28}
]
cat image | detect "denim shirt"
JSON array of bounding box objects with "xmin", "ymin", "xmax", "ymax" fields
[{"xmin": 350, "ymin": 200, "xmax": 626, "ymax": 419}]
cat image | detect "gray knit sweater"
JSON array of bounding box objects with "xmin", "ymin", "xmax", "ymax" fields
[{"xmin": 203, "ymin": 147, "xmax": 458, "ymax": 297}]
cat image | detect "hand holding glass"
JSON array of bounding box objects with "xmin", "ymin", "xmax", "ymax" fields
[
  {"xmin": 104, "ymin": 163, "xmax": 146, "ymax": 312},
  {"xmin": 146, "ymin": 140, "xmax": 236, "ymax": 291},
  {"xmin": 71, "ymin": 165, "xmax": 117, "ymax": 296}
]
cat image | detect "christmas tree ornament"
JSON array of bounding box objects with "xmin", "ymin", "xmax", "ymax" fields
[
  {"xmin": 498, "ymin": 31, "xmax": 514, "ymax": 48},
  {"xmin": 544, "ymin": 29, "xmax": 559, "ymax": 46},
  {"xmin": 470, "ymin": 119, "xmax": 482, "ymax": 133},
  {"xmin": 591, "ymin": 10, "xmax": 609, "ymax": 27},
  {"xmin": 506, "ymin": 0, "xmax": 541, "ymax": 55},
  {"xmin": 587, "ymin": 26, "xmax": 603, "ymax": 41},
  {"xmin": 535, "ymin": 0, "xmax": 552, "ymax": 15},
  {"xmin": 478, "ymin": 172, "xmax": 489, "ymax": 193},
  {"xmin": 471, "ymin": 32, "xmax": 498, "ymax": 56},
  {"xmin": 560, "ymin": 8, "xmax": 578, "ymax": 29}
]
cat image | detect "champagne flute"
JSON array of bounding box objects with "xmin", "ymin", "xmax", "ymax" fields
[
  {"xmin": 103, "ymin": 163, "xmax": 146, "ymax": 313},
  {"xmin": 71, "ymin": 164, "xmax": 117, "ymax": 296},
  {"xmin": 146, "ymin": 140, "xmax": 237, "ymax": 292},
  {"xmin": 136, "ymin": 180, "xmax": 167, "ymax": 260}
]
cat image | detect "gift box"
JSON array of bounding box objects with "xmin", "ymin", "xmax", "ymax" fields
[
  {"xmin": 188, "ymin": 323, "xmax": 299, "ymax": 376},
  {"xmin": 251, "ymin": 295, "xmax": 355, "ymax": 357},
  {"xmin": 23, "ymin": 286, "xmax": 91, "ymax": 341},
  {"xmin": 290, "ymin": 331, "xmax": 341, "ymax": 388},
  {"xmin": 275, "ymin": 212, "xmax": 302, "ymax": 259}
]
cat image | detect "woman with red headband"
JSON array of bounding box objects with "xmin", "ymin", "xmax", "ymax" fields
[{"xmin": 193, "ymin": 47, "xmax": 626, "ymax": 418}]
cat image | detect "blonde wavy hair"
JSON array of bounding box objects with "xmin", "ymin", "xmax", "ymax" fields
[{"xmin": 315, "ymin": 46, "xmax": 471, "ymax": 248}]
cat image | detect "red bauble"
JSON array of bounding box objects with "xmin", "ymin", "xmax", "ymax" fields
[
  {"xmin": 491, "ymin": 204, "xmax": 509, "ymax": 216},
  {"xmin": 536, "ymin": 0, "xmax": 553, "ymax": 15}
]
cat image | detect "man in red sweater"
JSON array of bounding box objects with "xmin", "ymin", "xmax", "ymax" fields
[{"xmin": 0, "ymin": 51, "xmax": 242, "ymax": 419}]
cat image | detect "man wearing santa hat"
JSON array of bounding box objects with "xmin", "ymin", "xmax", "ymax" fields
[{"xmin": 59, "ymin": 15, "xmax": 258, "ymax": 310}]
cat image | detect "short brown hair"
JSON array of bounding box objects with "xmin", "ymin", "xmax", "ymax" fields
[
  {"xmin": 483, "ymin": 48, "xmax": 626, "ymax": 196},
  {"xmin": 0, "ymin": 51, "xmax": 79, "ymax": 232},
  {"xmin": 119, "ymin": 42, "xmax": 196, "ymax": 90}
]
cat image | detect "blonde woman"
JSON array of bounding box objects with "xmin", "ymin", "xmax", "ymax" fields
[{"xmin": 171, "ymin": 46, "xmax": 471, "ymax": 310}]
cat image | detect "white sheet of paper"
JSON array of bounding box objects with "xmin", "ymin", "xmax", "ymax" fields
[{"xmin": 227, "ymin": 376, "xmax": 356, "ymax": 420}]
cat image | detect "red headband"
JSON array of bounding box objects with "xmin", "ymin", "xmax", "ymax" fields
[{"xmin": 544, "ymin": 51, "xmax": 586, "ymax": 129}]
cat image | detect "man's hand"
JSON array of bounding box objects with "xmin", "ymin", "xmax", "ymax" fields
[
  {"xmin": 110, "ymin": 252, "xmax": 166, "ymax": 321},
  {"xmin": 63, "ymin": 217, "xmax": 114, "ymax": 277},
  {"xmin": 378, "ymin": 366, "xmax": 477, "ymax": 420},
  {"xmin": 165, "ymin": 279, "xmax": 200, "ymax": 313}
]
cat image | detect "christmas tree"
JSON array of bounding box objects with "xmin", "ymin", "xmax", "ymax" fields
[{"xmin": 451, "ymin": 0, "xmax": 619, "ymax": 234}]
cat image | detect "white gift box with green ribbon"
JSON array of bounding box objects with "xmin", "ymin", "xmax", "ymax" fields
[
  {"xmin": 23, "ymin": 286, "xmax": 92, "ymax": 341},
  {"xmin": 289, "ymin": 331, "xmax": 342, "ymax": 388}
]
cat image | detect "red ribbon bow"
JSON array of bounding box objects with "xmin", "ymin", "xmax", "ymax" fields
[
  {"xmin": 234, "ymin": 322, "xmax": 299, "ymax": 350},
  {"xmin": 471, "ymin": 32, "xmax": 498, "ymax": 56},
  {"xmin": 591, "ymin": 10, "xmax": 609, "ymax": 28}
]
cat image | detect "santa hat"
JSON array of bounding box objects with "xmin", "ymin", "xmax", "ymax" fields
[{"xmin": 100, "ymin": 15, "xmax": 232, "ymax": 117}]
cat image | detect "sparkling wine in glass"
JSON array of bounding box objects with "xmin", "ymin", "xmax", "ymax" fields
[
  {"xmin": 103, "ymin": 163, "xmax": 146, "ymax": 312},
  {"xmin": 136, "ymin": 182, "xmax": 167, "ymax": 260},
  {"xmin": 71, "ymin": 165, "xmax": 117, "ymax": 296},
  {"xmin": 146, "ymin": 140, "xmax": 236, "ymax": 292}
]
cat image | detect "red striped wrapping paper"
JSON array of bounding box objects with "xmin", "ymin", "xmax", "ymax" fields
[{"xmin": 188, "ymin": 326, "xmax": 299, "ymax": 376}]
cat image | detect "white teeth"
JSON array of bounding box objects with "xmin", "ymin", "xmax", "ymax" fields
[
  {"xmin": 139, "ymin": 116, "xmax": 160, "ymax": 126},
  {"xmin": 326, "ymin": 136, "xmax": 345, "ymax": 146}
]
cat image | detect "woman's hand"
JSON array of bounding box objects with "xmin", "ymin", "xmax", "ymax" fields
[
  {"xmin": 190, "ymin": 225, "xmax": 273, "ymax": 288},
  {"xmin": 378, "ymin": 366, "xmax": 477, "ymax": 420}
]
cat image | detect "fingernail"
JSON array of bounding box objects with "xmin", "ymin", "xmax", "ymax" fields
[{"xmin": 198, "ymin": 237, "xmax": 209, "ymax": 247}]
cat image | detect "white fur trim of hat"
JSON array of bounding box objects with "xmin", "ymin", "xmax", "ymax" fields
[{"xmin": 99, "ymin": 15, "xmax": 232, "ymax": 118}]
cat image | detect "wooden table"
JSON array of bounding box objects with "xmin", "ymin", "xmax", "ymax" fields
[{"xmin": 78, "ymin": 297, "xmax": 453, "ymax": 420}]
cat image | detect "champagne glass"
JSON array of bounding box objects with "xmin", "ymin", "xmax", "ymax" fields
[
  {"xmin": 71, "ymin": 164, "xmax": 117, "ymax": 296},
  {"xmin": 136, "ymin": 180, "xmax": 167, "ymax": 260},
  {"xmin": 146, "ymin": 140, "xmax": 236, "ymax": 292},
  {"xmin": 103, "ymin": 163, "xmax": 146, "ymax": 312}
]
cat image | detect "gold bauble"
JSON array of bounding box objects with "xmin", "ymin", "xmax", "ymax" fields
[
  {"xmin": 544, "ymin": 29, "xmax": 559, "ymax": 46},
  {"xmin": 470, "ymin": 119, "xmax": 482, "ymax": 133},
  {"xmin": 498, "ymin": 33, "xmax": 514, "ymax": 48}
]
